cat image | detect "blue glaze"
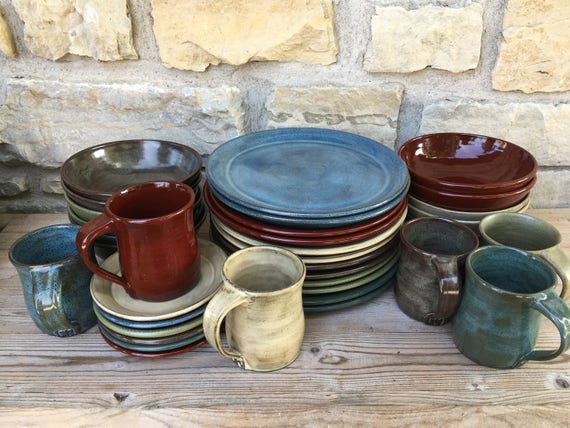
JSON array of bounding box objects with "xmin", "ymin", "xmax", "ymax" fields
[
  {"xmin": 206, "ymin": 128, "xmax": 409, "ymax": 219},
  {"xmin": 9, "ymin": 224, "xmax": 96, "ymax": 337}
]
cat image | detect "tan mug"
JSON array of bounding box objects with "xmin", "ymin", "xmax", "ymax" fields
[
  {"xmin": 479, "ymin": 212, "xmax": 569, "ymax": 300},
  {"xmin": 203, "ymin": 246, "xmax": 306, "ymax": 371}
]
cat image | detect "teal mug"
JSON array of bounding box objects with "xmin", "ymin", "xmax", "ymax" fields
[
  {"xmin": 479, "ymin": 212, "xmax": 569, "ymax": 300},
  {"xmin": 9, "ymin": 224, "xmax": 96, "ymax": 337},
  {"xmin": 452, "ymin": 245, "xmax": 570, "ymax": 369}
]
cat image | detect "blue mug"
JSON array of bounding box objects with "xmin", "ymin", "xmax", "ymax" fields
[
  {"xmin": 9, "ymin": 224, "xmax": 96, "ymax": 337},
  {"xmin": 452, "ymin": 245, "xmax": 570, "ymax": 369}
]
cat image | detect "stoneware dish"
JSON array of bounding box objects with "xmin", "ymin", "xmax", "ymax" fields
[
  {"xmin": 408, "ymin": 194, "xmax": 531, "ymax": 222},
  {"xmin": 409, "ymin": 176, "xmax": 535, "ymax": 212},
  {"xmin": 398, "ymin": 133, "xmax": 537, "ymax": 194},
  {"xmin": 61, "ymin": 139, "xmax": 202, "ymax": 201},
  {"xmin": 206, "ymin": 127, "xmax": 409, "ymax": 226}
]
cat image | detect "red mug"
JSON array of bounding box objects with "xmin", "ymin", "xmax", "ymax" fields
[{"xmin": 76, "ymin": 181, "xmax": 200, "ymax": 302}]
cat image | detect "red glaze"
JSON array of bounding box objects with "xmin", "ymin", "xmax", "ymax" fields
[
  {"xmin": 409, "ymin": 176, "xmax": 536, "ymax": 212},
  {"xmin": 77, "ymin": 181, "xmax": 200, "ymax": 302},
  {"xmin": 399, "ymin": 133, "xmax": 537, "ymax": 195}
]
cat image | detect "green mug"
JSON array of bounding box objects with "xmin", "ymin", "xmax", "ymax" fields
[
  {"xmin": 452, "ymin": 245, "xmax": 570, "ymax": 369},
  {"xmin": 479, "ymin": 212, "xmax": 569, "ymax": 300}
]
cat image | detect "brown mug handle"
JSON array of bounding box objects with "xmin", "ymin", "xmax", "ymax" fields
[
  {"xmin": 424, "ymin": 256, "xmax": 461, "ymax": 326},
  {"xmin": 75, "ymin": 213, "xmax": 130, "ymax": 293}
]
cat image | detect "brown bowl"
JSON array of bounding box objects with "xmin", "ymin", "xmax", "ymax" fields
[
  {"xmin": 61, "ymin": 139, "xmax": 202, "ymax": 202},
  {"xmin": 399, "ymin": 133, "xmax": 537, "ymax": 195},
  {"xmin": 409, "ymin": 176, "xmax": 536, "ymax": 212}
]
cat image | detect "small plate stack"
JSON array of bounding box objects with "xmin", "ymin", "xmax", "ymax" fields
[
  {"xmin": 205, "ymin": 128, "xmax": 410, "ymax": 312},
  {"xmin": 61, "ymin": 139, "xmax": 207, "ymax": 254},
  {"xmin": 91, "ymin": 240, "xmax": 227, "ymax": 357},
  {"xmin": 398, "ymin": 133, "xmax": 537, "ymax": 232}
]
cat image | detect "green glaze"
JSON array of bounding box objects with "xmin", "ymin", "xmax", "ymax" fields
[{"xmin": 452, "ymin": 246, "xmax": 570, "ymax": 369}]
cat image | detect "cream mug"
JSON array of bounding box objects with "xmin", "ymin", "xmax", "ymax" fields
[
  {"xmin": 203, "ymin": 246, "xmax": 306, "ymax": 371},
  {"xmin": 479, "ymin": 212, "xmax": 569, "ymax": 300}
]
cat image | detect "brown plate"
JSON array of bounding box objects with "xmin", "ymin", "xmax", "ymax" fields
[
  {"xmin": 409, "ymin": 177, "xmax": 535, "ymax": 212},
  {"xmin": 399, "ymin": 133, "xmax": 537, "ymax": 194},
  {"xmin": 204, "ymin": 183, "xmax": 407, "ymax": 239}
]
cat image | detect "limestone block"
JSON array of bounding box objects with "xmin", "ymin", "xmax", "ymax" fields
[
  {"xmin": 151, "ymin": 0, "xmax": 338, "ymax": 71},
  {"xmin": 0, "ymin": 79, "xmax": 246, "ymax": 167},
  {"xmin": 531, "ymin": 170, "xmax": 570, "ymax": 208},
  {"xmin": 266, "ymin": 86, "xmax": 404, "ymax": 145},
  {"xmin": 41, "ymin": 177, "xmax": 64, "ymax": 195},
  {"xmin": 493, "ymin": 0, "xmax": 570, "ymax": 93},
  {"xmin": 12, "ymin": 0, "xmax": 137, "ymax": 61},
  {"xmin": 0, "ymin": 176, "xmax": 30, "ymax": 197},
  {"xmin": 0, "ymin": 12, "xmax": 16, "ymax": 57},
  {"xmin": 418, "ymin": 100, "xmax": 570, "ymax": 166},
  {"xmin": 365, "ymin": 4, "xmax": 483, "ymax": 73}
]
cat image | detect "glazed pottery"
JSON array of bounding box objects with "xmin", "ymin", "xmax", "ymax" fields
[
  {"xmin": 61, "ymin": 139, "xmax": 202, "ymax": 201},
  {"xmin": 9, "ymin": 224, "xmax": 96, "ymax": 337},
  {"xmin": 395, "ymin": 217, "xmax": 479, "ymax": 325},
  {"xmin": 203, "ymin": 246, "xmax": 306, "ymax": 371},
  {"xmin": 399, "ymin": 133, "xmax": 537, "ymax": 194},
  {"xmin": 206, "ymin": 127, "xmax": 409, "ymax": 227},
  {"xmin": 409, "ymin": 176, "xmax": 535, "ymax": 212},
  {"xmin": 77, "ymin": 181, "xmax": 200, "ymax": 302},
  {"xmin": 90, "ymin": 239, "xmax": 226, "ymax": 320},
  {"xmin": 479, "ymin": 212, "xmax": 569, "ymax": 300},
  {"xmin": 452, "ymin": 246, "xmax": 570, "ymax": 369}
]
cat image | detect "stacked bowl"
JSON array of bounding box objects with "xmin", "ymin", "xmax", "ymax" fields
[
  {"xmin": 90, "ymin": 239, "xmax": 227, "ymax": 357},
  {"xmin": 61, "ymin": 139, "xmax": 207, "ymax": 244},
  {"xmin": 398, "ymin": 133, "xmax": 537, "ymax": 232},
  {"xmin": 205, "ymin": 128, "xmax": 410, "ymax": 312}
]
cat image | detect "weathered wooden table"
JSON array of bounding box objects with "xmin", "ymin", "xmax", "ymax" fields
[{"xmin": 0, "ymin": 210, "xmax": 569, "ymax": 426}]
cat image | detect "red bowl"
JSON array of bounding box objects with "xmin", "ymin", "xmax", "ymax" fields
[
  {"xmin": 409, "ymin": 176, "xmax": 536, "ymax": 212},
  {"xmin": 399, "ymin": 133, "xmax": 537, "ymax": 195}
]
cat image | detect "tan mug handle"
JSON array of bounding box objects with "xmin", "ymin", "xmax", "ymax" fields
[
  {"xmin": 542, "ymin": 247, "xmax": 570, "ymax": 301},
  {"xmin": 203, "ymin": 282, "xmax": 249, "ymax": 368},
  {"xmin": 424, "ymin": 255, "xmax": 461, "ymax": 325}
]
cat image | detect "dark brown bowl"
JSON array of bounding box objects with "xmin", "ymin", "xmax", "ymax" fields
[
  {"xmin": 61, "ymin": 140, "xmax": 202, "ymax": 201},
  {"xmin": 399, "ymin": 133, "xmax": 537, "ymax": 194},
  {"xmin": 409, "ymin": 176, "xmax": 536, "ymax": 212}
]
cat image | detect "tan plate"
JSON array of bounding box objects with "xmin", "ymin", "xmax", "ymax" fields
[{"xmin": 90, "ymin": 239, "xmax": 226, "ymax": 321}]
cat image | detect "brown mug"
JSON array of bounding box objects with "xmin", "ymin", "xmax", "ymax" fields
[
  {"xmin": 395, "ymin": 217, "xmax": 479, "ymax": 325},
  {"xmin": 76, "ymin": 181, "xmax": 200, "ymax": 302}
]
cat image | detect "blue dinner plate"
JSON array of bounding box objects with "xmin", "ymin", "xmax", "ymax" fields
[{"xmin": 206, "ymin": 128, "xmax": 409, "ymax": 220}]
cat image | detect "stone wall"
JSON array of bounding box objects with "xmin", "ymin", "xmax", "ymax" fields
[{"xmin": 0, "ymin": 0, "xmax": 568, "ymax": 212}]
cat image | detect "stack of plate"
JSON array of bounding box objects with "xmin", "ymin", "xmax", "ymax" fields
[
  {"xmin": 205, "ymin": 128, "xmax": 410, "ymax": 312},
  {"xmin": 61, "ymin": 139, "xmax": 207, "ymax": 250},
  {"xmin": 398, "ymin": 133, "xmax": 536, "ymax": 232},
  {"xmin": 91, "ymin": 240, "xmax": 227, "ymax": 357}
]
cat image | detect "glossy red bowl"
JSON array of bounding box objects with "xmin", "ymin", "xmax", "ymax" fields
[
  {"xmin": 399, "ymin": 133, "xmax": 537, "ymax": 195},
  {"xmin": 409, "ymin": 176, "xmax": 536, "ymax": 212}
]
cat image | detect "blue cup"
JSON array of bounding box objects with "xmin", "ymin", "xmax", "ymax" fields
[{"xmin": 9, "ymin": 224, "xmax": 96, "ymax": 337}]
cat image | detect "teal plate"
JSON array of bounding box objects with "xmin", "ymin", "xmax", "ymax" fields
[
  {"xmin": 206, "ymin": 128, "xmax": 409, "ymax": 220},
  {"xmin": 302, "ymin": 266, "xmax": 397, "ymax": 306},
  {"xmin": 304, "ymin": 277, "xmax": 395, "ymax": 313}
]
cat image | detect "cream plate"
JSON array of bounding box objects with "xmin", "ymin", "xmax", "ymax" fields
[
  {"xmin": 210, "ymin": 209, "xmax": 406, "ymax": 257},
  {"xmin": 90, "ymin": 239, "xmax": 227, "ymax": 321}
]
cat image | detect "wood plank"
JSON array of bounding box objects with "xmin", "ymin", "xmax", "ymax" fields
[{"xmin": 1, "ymin": 210, "xmax": 569, "ymax": 424}]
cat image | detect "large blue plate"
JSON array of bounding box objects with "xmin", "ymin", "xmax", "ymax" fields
[{"xmin": 206, "ymin": 128, "xmax": 409, "ymax": 219}]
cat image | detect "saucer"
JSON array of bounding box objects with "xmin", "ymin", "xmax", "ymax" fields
[{"xmin": 90, "ymin": 239, "xmax": 226, "ymax": 321}]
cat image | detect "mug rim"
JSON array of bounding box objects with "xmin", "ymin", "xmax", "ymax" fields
[
  {"xmin": 9, "ymin": 224, "xmax": 82, "ymax": 268},
  {"xmin": 223, "ymin": 245, "xmax": 306, "ymax": 296},
  {"xmin": 104, "ymin": 180, "xmax": 196, "ymax": 224},
  {"xmin": 400, "ymin": 216, "xmax": 479, "ymax": 258},
  {"xmin": 479, "ymin": 212, "xmax": 562, "ymax": 250},
  {"xmin": 466, "ymin": 245, "xmax": 558, "ymax": 297}
]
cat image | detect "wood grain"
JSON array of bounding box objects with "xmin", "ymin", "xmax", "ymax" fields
[{"xmin": 1, "ymin": 211, "xmax": 570, "ymax": 426}]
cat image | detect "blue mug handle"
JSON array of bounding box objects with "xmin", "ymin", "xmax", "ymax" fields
[
  {"xmin": 515, "ymin": 289, "xmax": 570, "ymax": 367},
  {"xmin": 31, "ymin": 269, "xmax": 80, "ymax": 337}
]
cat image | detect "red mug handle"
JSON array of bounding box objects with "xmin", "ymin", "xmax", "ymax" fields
[{"xmin": 76, "ymin": 213, "xmax": 130, "ymax": 293}]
